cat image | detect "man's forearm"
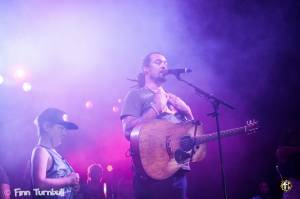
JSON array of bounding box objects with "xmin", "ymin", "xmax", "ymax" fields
[{"xmin": 123, "ymin": 108, "xmax": 158, "ymax": 139}]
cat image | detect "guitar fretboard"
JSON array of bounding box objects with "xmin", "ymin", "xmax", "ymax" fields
[{"xmin": 196, "ymin": 126, "xmax": 246, "ymax": 144}]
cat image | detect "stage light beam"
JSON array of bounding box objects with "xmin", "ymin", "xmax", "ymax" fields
[{"xmin": 103, "ymin": 183, "xmax": 107, "ymax": 198}]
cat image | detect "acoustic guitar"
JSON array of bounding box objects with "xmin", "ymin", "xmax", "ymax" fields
[{"xmin": 130, "ymin": 119, "xmax": 258, "ymax": 180}]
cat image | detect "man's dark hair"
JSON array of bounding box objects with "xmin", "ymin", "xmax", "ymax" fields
[
  {"xmin": 136, "ymin": 52, "xmax": 165, "ymax": 87},
  {"xmin": 142, "ymin": 52, "xmax": 164, "ymax": 68}
]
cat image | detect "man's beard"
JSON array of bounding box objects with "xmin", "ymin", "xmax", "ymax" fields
[{"xmin": 152, "ymin": 74, "xmax": 166, "ymax": 84}]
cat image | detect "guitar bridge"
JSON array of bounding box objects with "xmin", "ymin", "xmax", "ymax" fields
[{"xmin": 174, "ymin": 149, "xmax": 191, "ymax": 164}]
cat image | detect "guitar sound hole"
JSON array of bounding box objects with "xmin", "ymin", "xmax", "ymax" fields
[{"xmin": 180, "ymin": 136, "xmax": 194, "ymax": 152}]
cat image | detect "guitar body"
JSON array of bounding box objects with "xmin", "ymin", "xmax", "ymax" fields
[
  {"xmin": 130, "ymin": 119, "xmax": 206, "ymax": 180},
  {"xmin": 130, "ymin": 119, "xmax": 258, "ymax": 180}
]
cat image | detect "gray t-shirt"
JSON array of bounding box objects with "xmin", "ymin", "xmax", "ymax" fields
[
  {"xmin": 120, "ymin": 87, "xmax": 191, "ymax": 170},
  {"xmin": 120, "ymin": 87, "xmax": 186, "ymax": 123},
  {"xmin": 120, "ymin": 87, "xmax": 186, "ymax": 139}
]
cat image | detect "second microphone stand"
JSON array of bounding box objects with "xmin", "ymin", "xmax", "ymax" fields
[{"xmin": 175, "ymin": 74, "xmax": 235, "ymax": 199}]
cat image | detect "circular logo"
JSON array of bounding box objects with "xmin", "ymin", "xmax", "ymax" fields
[{"xmin": 280, "ymin": 180, "xmax": 293, "ymax": 192}]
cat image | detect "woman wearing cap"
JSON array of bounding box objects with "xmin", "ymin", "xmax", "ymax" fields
[{"xmin": 31, "ymin": 108, "xmax": 80, "ymax": 199}]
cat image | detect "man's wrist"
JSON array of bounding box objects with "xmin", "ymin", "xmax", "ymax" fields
[{"xmin": 150, "ymin": 102, "xmax": 160, "ymax": 116}]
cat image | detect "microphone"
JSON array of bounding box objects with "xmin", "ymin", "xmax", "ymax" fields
[{"xmin": 162, "ymin": 68, "xmax": 192, "ymax": 76}]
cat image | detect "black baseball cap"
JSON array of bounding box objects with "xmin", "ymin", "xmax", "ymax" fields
[{"xmin": 36, "ymin": 108, "xmax": 79, "ymax": 130}]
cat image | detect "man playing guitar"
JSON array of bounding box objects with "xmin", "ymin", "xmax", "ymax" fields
[{"xmin": 121, "ymin": 52, "xmax": 206, "ymax": 199}]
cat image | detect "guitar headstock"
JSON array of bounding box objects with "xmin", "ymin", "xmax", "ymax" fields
[{"xmin": 245, "ymin": 119, "xmax": 259, "ymax": 134}]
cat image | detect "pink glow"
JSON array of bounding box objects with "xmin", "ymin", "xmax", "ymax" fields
[
  {"xmin": 85, "ymin": 100, "xmax": 94, "ymax": 109},
  {"xmin": 112, "ymin": 106, "xmax": 119, "ymax": 113},
  {"xmin": 22, "ymin": 82, "xmax": 32, "ymax": 92},
  {"xmin": 14, "ymin": 69, "xmax": 26, "ymax": 80},
  {"xmin": 106, "ymin": 165, "xmax": 113, "ymax": 172}
]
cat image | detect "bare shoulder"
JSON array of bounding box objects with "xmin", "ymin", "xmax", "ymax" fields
[
  {"xmin": 31, "ymin": 146, "xmax": 53, "ymax": 172},
  {"xmin": 31, "ymin": 146, "xmax": 50, "ymax": 160}
]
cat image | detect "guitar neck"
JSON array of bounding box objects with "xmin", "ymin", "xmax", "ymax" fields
[{"xmin": 196, "ymin": 126, "xmax": 247, "ymax": 145}]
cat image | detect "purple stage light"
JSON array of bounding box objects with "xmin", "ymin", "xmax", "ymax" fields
[
  {"xmin": 14, "ymin": 69, "xmax": 26, "ymax": 81},
  {"xmin": 85, "ymin": 100, "xmax": 94, "ymax": 109},
  {"xmin": 22, "ymin": 82, "xmax": 32, "ymax": 92},
  {"xmin": 106, "ymin": 165, "xmax": 113, "ymax": 172},
  {"xmin": 112, "ymin": 106, "xmax": 119, "ymax": 113},
  {"xmin": 0, "ymin": 75, "xmax": 4, "ymax": 85}
]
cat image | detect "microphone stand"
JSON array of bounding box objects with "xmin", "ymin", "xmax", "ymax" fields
[{"xmin": 175, "ymin": 74, "xmax": 234, "ymax": 199}]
